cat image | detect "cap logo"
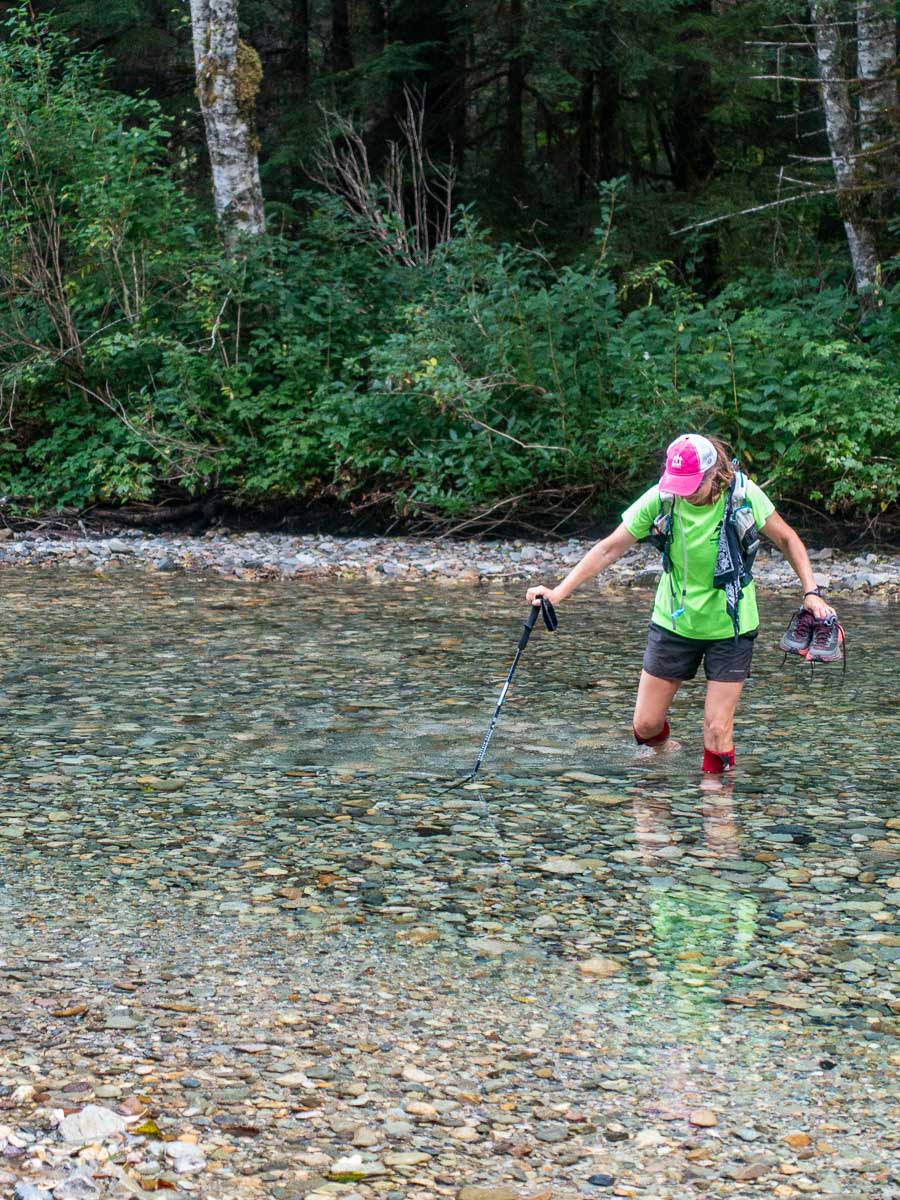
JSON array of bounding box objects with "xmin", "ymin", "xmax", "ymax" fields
[{"xmin": 672, "ymin": 453, "xmax": 683, "ymax": 468}]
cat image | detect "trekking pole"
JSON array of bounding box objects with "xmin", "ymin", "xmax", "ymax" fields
[{"xmin": 445, "ymin": 595, "xmax": 558, "ymax": 789}]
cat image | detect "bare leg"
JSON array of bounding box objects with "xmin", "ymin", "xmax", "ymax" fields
[
  {"xmin": 703, "ymin": 680, "xmax": 745, "ymax": 752},
  {"xmin": 633, "ymin": 670, "xmax": 682, "ymax": 742}
]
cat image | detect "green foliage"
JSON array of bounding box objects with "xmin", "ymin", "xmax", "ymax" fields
[
  {"xmin": 311, "ymin": 226, "xmax": 898, "ymax": 518},
  {"xmin": 0, "ymin": 6, "xmax": 207, "ymax": 504},
  {"xmin": 1, "ymin": 11, "xmax": 896, "ymax": 527}
]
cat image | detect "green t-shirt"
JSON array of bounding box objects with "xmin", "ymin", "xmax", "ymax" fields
[{"xmin": 621, "ymin": 479, "xmax": 776, "ymax": 640}]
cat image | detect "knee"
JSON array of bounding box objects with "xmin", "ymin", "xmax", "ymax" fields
[
  {"xmin": 633, "ymin": 717, "xmax": 659, "ymax": 741},
  {"xmin": 634, "ymin": 718, "xmax": 670, "ymax": 746}
]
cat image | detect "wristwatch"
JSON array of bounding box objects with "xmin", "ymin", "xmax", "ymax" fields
[{"xmin": 803, "ymin": 587, "xmax": 823, "ymax": 598}]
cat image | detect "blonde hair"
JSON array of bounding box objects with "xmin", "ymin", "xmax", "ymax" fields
[{"xmin": 703, "ymin": 436, "xmax": 736, "ymax": 503}]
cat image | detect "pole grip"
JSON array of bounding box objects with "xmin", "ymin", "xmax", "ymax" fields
[
  {"xmin": 518, "ymin": 602, "xmax": 540, "ymax": 650},
  {"xmin": 540, "ymin": 595, "xmax": 558, "ymax": 631}
]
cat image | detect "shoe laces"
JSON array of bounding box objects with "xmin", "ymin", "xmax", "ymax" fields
[
  {"xmin": 810, "ymin": 615, "xmax": 837, "ymax": 649},
  {"xmin": 795, "ymin": 609, "xmax": 817, "ymax": 635}
]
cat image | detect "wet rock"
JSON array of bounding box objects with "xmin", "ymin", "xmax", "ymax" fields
[
  {"xmin": 533, "ymin": 1121, "xmax": 568, "ymax": 1143},
  {"xmin": 384, "ymin": 1119, "xmax": 414, "ymax": 1136},
  {"xmin": 538, "ymin": 858, "xmax": 593, "ymax": 875},
  {"xmin": 1, "ymin": 527, "xmax": 896, "ymax": 599},
  {"xmin": 400, "ymin": 1065, "xmax": 431, "ymax": 1084},
  {"xmin": 277, "ymin": 1072, "xmax": 314, "ymax": 1089},
  {"xmin": 13, "ymin": 1185, "xmax": 51, "ymax": 1200},
  {"xmin": 352, "ymin": 1127, "xmax": 379, "ymax": 1147},
  {"xmin": 405, "ymin": 1100, "xmax": 438, "ymax": 1119},
  {"xmin": 688, "ymin": 1109, "xmax": 718, "ymax": 1128},
  {"xmin": 164, "ymin": 1143, "xmax": 207, "ymax": 1174},
  {"xmin": 383, "ymin": 1151, "xmax": 431, "ymax": 1167},
  {"xmin": 783, "ymin": 1131, "xmax": 811, "ymax": 1148},
  {"xmin": 53, "ymin": 1172, "xmax": 101, "ymax": 1199},
  {"xmin": 104, "ymin": 1013, "xmax": 139, "ymax": 1030},
  {"xmin": 632, "ymin": 569, "xmax": 659, "ymax": 587},
  {"xmin": 469, "ymin": 938, "xmax": 517, "ymax": 957},
  {"xmin": 329, "ymin": 1155, "xmax": 387, "ymax": 1179},
  {"xmin": 733, "ymin": 1126, "xmax": 761, "ymax": 1142},
  {"xmin": 58, "ymin": 1105, "xmax": 127, "ymax": 1145},
  {"xmin": 457, "ymin": 1189, "xmax": 520, "ymax": 1200},
  {"xmin": 578, "ymin": 957, "xmax": 623, "ymax": 978},
  {"xmin": 726, "ymin": 1162, "xmax": 770, "ymax": 1182}
]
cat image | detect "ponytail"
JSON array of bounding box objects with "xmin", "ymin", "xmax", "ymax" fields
[{"xmin": 703, "ymin": 437, "xmax": 736, "ymax": 504}]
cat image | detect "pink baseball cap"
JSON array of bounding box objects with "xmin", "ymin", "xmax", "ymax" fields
[{"xmin": 659, "ymin": 433, "xmax": 717, "ymax": 496}]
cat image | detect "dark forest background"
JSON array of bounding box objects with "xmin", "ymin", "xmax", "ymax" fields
[{"xmin": 0, "ymin": 0, "xmax": 897, "ymax": 535}]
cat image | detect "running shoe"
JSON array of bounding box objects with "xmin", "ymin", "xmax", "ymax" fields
[
  {"xmin": 804, "ymin": 615, "xmax": 845, "ymax": 664},
  {"xmin": 779, "ymin": 608, "xmax": 817, "ymax": 655}
]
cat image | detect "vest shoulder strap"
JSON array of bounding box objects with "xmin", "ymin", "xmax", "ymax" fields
[{"xmin": 729, "ymin": 464, "xmax": 748, "ymax": 510}]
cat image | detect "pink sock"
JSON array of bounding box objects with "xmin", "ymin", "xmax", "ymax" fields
[
  {"xmin": 703, "ymin": 746, "xmax": 735, "ymax": 773},
  {"xmin": 634, "ymin": 720, "xmax": 670, "ymax": 747}
]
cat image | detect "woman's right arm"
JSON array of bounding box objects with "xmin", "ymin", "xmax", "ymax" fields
[{"xmin": 526, "ymin": 523, "xmax": 637, "ymax": 606}]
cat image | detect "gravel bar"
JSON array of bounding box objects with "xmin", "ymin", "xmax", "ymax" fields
[{"xmin": 0, "ymin": 530, "xmax": 897, "ymax": 598}]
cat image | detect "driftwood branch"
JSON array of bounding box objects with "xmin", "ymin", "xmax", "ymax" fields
[{"xmin": 83, "ymin": 500, "xmax": 217, "ymax": 526}]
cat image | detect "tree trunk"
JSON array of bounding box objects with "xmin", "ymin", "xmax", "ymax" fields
[
  {"xmin": 595, "ymin": 59, "xmax": 620, "ymax": 180},
  {"xmin": 857, "ymin": 0, "xmax": 897, "ymax": 153},
  {"xmin": 330, "ymin": 0, "xmax": 354, "ymax": 73},
  {"xmin": 250, "ymin": 0, "xmax": 309, "ymax": 198},
  {"xmin": 189, "ymin": 0, "xmax": 266, "ymax": 248},
  {"xmin": 811, "ymin": 0, "xmax": 879, "ymax": 297},
  {"xmin": 505, "ymin": 0, "xmax": 526, "ymax": 193},
  {"xmin": 856, "ymin": 0, "xmax": 897, "ymax": 228},
  {"xmin": 360, "ymin": 0, "xmax": 387, "ymax": 64},
  {"xmin": 292, "ymin": 0, "xmax": 310, "ymax": 85},
  {"xmin": 665, "ymin": 3, "xmax": 717, "ymax": 194},
  {"xmin": 577, "ymin": 69, "xmax": 594, "ymax": 197}
]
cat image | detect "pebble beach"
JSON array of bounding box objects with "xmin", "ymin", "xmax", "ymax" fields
[{"xmin": 0, "ymin": 528, "xmax": 897, "ymax": 598}]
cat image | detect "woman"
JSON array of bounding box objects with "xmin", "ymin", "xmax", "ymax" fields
[{"xmin": 526, "ymin": 433, "xmax": 838, "ymax": 773}]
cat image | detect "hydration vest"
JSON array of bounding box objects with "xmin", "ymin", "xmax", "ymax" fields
[{"xmin": 647, "ymin": 464, "xmax": 760, "ymax": 631}]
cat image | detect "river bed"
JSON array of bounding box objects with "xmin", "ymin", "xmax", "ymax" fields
[{"xmin": 0, "ymin": 570, "xmax": 897, "ymax": 1199}]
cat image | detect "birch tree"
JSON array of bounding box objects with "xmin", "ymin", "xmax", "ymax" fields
[
  {"xmin": 856, "ymin": 0, "xmax": 898, "ymax": 212},
  {"xmin": 810, "ymin": 1, "xmax": 878, "ymax": 295},
  {"xmin": 809, "ymin": 0, "xmax": 898, "ymax": 301},
  {"xmin": 857, "ymin": 0, "xmax": 897, "ymax": 151},
  {"xmin": 190, "ymin": 0, "xmax": 266, "ymax": 248}
]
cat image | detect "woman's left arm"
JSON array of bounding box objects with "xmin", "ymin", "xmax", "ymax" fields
[{"xmin": 759, "ymin": 512, "xmax": 837, "ymax": 618}]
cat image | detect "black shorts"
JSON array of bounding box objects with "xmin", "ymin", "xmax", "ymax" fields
[{"xmin": 643, "ymin": 622, "xmax": 756, "ymax": 683}]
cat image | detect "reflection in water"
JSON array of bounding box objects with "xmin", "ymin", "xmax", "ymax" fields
[{"xmin": 632, "ymin": 783, "xmax": 758, "ymax": 1032}]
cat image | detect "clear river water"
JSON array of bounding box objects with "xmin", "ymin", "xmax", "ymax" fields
[{"xmin": 0, "ymin": 569, "xmax": 897, "ymax": 1199}]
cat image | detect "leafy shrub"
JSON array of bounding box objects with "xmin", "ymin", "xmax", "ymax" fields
[
  {"xmin": 1, "ymin": 11, "xmax": 896, "ymax": 525},
  {"xmin": 320, "ymin": 227, "xmax": 898, "ymax": 518}
]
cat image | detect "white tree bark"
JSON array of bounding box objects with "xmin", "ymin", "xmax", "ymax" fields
[
  {"xmin": 811, "ymin": 0, "xmax": 879, "ymax": 296},
  {"xmin": 190, "ymin": 0, "xmax": 266, "ymax": 247},
  {"xmin": 857, "ymin": 0, "xmax": 897, "ymax": 154}
]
